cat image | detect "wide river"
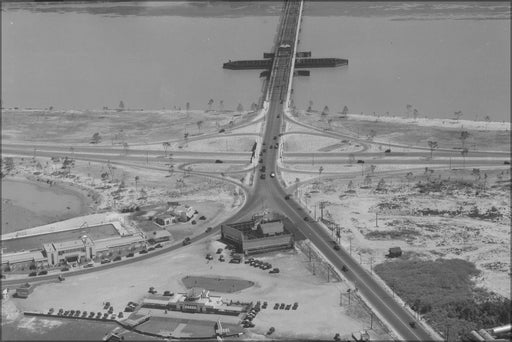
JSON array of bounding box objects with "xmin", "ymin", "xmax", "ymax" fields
[
  {"xmin": 0, "ymin": 1, "xmax": 510, "ymax": 340},
  {"xmin": 1, "ymin": 1, "xmax": 510, "ymax": 121}
]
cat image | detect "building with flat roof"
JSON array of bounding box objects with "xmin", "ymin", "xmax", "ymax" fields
[
  {"xmin": 221, "ymin": 212, "xmax": 293, "ymax": 255},
  {"xmin": 1, "ymin": 250, "xmax": 47, "ymax": 272},
  {"xmin": 147, "ymin": 230, "xmax": 172, "ymax": 244}
]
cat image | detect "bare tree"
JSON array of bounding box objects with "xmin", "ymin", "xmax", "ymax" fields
[
  {"xmin": 368, "ymin": 129, "xmax": 376, "ymax": 141},
  {"xmin": 363, "ymin": 175, "xmax": 372, "ymax": 187},
  {"xmin": 413, "ymin": 108, "xmax": 419, "ymax": 120},
  {"xmin": 123, "ymin": 142, "xmax": 129, "ymax": 155},
  {"xmin": 406, "ymin": 104, "xmax": 413, "ymax": 118},
  {"xmin": 91, "ymin": 132, "xmax": 102, "ymax": 144},
  {"xmin": 460, "ymin": 131, "xmax": 469, "ymax": 149},
  {"xmin": 461, "ymin": 147, "xmax": 468, "ymax": 169},
  {"xmin": 186, "ymin": 102, "xmax": 190, "ymax": 112},
  {"xmin": 427, "ymin": 141, "xmax": 438, "ymax": 159},
  {"xmin": 236, "ymin": 103, "xmax": 244, "ymax": 113},
  {"xmin": 119, "ymin": 101, "xmax": 125, "ymax": 111},
  {"xmin": 307, "ymin": 100, "xmax": 313, "ymax": 112},
  {"xmin": 318, "ymin": 166, "xmax": 324, "ymax": 177},
  {"xmin": 376, "ymin": 178, "xmax": 386, "ymax": 191},
  {"xmin": 347, "ymin": 180, "xmax": 354, "ymax": 191},
  {"xmin": 341, "ymin": 105, "xmax": 349, "ymax": 115},
  {"xmin": 321, "ymin": 105, "xmax": 329, "ymax": 117},
  {"xmin": 370, "ymin": 164, "xmax": 376, "ymax": 174},
  {"xmin": 454, "ymin": 110, "xmax": 463, "ymax": 121},
  {"xmin": 207, "ymin": 99, "xmax": 214, "ymax": 111},
  {"xmin": 219, "ymin": 100, "xmax": 224, "ymax": 112},
  {"xmin": 134, "ymin": 176, "xmax": 139, "ymax": 191},
  {"xmin": 196, "ymin": 120, "xmax": 203, "ymax": 132},
  {"xmin": 162, "ymin": 142, "xmax": 170, "ymax": 156},
  {"xmin": 295, "ymin": 177, "xmax": 300, "ymax": 196}
]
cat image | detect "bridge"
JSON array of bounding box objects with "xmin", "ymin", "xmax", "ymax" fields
[{"xmin": 224, "ymin": 1, "xmax": 437, "ymax": 341}]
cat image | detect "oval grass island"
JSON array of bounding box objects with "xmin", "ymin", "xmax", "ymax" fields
[{"xmin": 182, "ymin": 275, "xmax": 254, "ymax": 293}]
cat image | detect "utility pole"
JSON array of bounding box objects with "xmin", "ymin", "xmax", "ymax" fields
[
  {"xmin": 146, "ymin": 151, "xmax": 149, "ymax": 165},
  {"xmin": 375, "ymin": 212, "xmax": 378, "ymax": 227},
  {"xmin": 348, "ymin": 236, "xmax": 353, "ymax": 255}
]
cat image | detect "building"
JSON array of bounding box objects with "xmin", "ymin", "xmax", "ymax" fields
[
  {"xmin": 1, "ymin": 250, "xmax": 48, "ymax": 272},
  {"xmin": 15, "ymin": 282, "xmax": 35, "ymax": 298},
  {"xmin": 388, "ymin": 247, "xmax": 402, "ymax": 258},
  {"xmin": 171, "ymin": 205, "xmax": 195, "ymax": 222},
  {"xmin": 154, "ymin": 213, "xmax": 176, "ymax": 227},
  {"xmin": 141, "ymin": 288, "xmax": 247, "ymax": 316},
  {"xmin": 147, "ymin": 230, "xmax": 172, "ymax": 244},
  {"xmin": 221, "ymin": 212, "xmax": 293, "ymax": 255}
]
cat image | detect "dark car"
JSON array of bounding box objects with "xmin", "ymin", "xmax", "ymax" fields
[
  {"xmin": 163, "ymin": 290, "xmax": 174, "ymax": 296},
  {"xmin": 292, "ymin": 302, "xmax": 298, "ymax": 310},
  {"xmin": 38, "ymin": 270, "xmax": 48, "ymax": 275},
  {"xmin": 104, "ymin": 302, "xmax": 111, "ymax": 309},
  {"xmin": 357, "ymin": 160, "xmax": 364, "ymax": 164},
  {"xmin": 182, "ymin": 238, "xmax": 191, "ymax": 246},
  {"xmin": 279, "ymin": 303, "xmax": 285, "ymax": 310},
  {"xmin": 285, "ymin": 304, "xmax": 291, "ymax": 310},
  {"xmin": 61, "ymin": 267, "xmax": 70, "ymax": 272},
  {"xmin": 262, "ymin": 301, "xmax": 268, "ymax": 309},
  {"xmin": 269, "ymin": 268, "xmax": 280, "ymax": 274},
  {"xmin": 126, "ymin": 253, "xmax": 134, "ymax": 257},
  {"xmin": 384, "ymin": 149, "xmax": 391, "ymax": 153},
  {"xmin": 216, "ymin": 248, "xmax": 223, "ymax": 254},
  {"xmin": 304, "ymin": 216, "xmax": 309, "ymax": 221},
  {"xmin": 100, "ymin": 259, "xmax": 111, "ymax": 264},
  {"xmin": 334, "ymin": 244, "xmax": 340, "ymax": 250},
  {"xmin": 273, "ymin": 303, "xmax": 279, "ymax": 310},
  {"xmin": 206, "ymin": 254, "xmax": 213, "ymax": 260},
  {"xmin": 139, "ymin": 250, "xmax": 148, "ymax": 254},
  {"xmin": 284, "ymin": 194, "xmax": 291, "ymax": 200},
  {"xmin": 113, "ymin": 256, "xmax": 122, "ymax": 261},
  {"xmin": 409, "ymin": 321, "xmax": 416, "ymax": 328},
  {"xmin": 504, "ymin": 161, "xmax": 510, "ymax": 165},
  {"xmin": 28, "ymin": 272, "xmax": 37, "ymax": 277},
  {"xmin": 219, "ymin": 255, "xmax": 225, "ymax": 262},
  {"xmin": 215, "ymin": 159, "xmax": 223, "ymax": 163},
  {"xmin": 155, "ymin": 243, "xmax": 163, "ymax": 248},
  {"xmin": 342, "ymin": 265, "xmax": 348, "ymax": 272},
  {"xmin": 219, "ymin": 129, "xmax": 225, "ymax": 133},
  {"xmin": 205, "ymin": 227, "xmax": 213, "ymax": 233},
  {"xmin": 259, "ymin": 158, "xmax": 263, "ymax": 163},
  {"xmin": 267, "ymin": 327, "xmax": 275, "ymax": 335}
]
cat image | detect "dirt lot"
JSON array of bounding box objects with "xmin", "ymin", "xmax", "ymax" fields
[{"xmin": 4, "ymin": 239, "xmax": 392, "ymax": 341}]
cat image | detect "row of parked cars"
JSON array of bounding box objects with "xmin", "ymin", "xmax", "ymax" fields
[
  {"xmin": 244, "ymin": 258, "xmax": 280, "ymax": 273},
  {"xmin": 242, "ymin": 301, "xmax": 265, "ymax": 328},
  {"xmin": 273, "ymin": 302, "xmax": 299, "ymax": 311},
  {"xmin": 53, "ymin": 308, "xmax": 123, "ymax": 320}
]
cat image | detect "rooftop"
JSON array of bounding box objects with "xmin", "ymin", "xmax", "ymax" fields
[{"xmin": 2, "ymin": 250, "xmax": 46, "ymax": 264}]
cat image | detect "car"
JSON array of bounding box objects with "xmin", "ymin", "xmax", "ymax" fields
[
  {"xmin": 38, "ymin": 270, "xmax": 48, "ymax": 275},
  {"xmin": 262, "ymin": 149, "xmax": 267, "ymax": 153},
  {"xmin": 219, "ymin": 255, "xmax": 225, "ymax": 262},
  {"xmin": 28, "ymin": 272, "xmax": 37, "ymax": 277},
  {"xmin": 70, "ymin": 310, "xmax": 75, "ymax": 316},
  {"xmin": 84, "ymin": 263, "xmax": 94, "ymax": 268},
  {"xmin": 260, "ymin": 166, "xmax": 266, "ymax": 172},
  {"xmin": 267, "ymin": 327, "xmax": 275, "ymax": 335},
  {"xmin": 260, "ymin": 174, "xmax": 266, "ymax": 179},
  {"xmin": 384, "ymin": 149, "xmax": 391, "ymax": 153},
  {"xmin": 147, "ymin": 247, "xmax": 155, "ymax": 251},
  {"xmin": 148, "ymin": 287, "xmax": 157, "ymax": 294},
  {"xmin": 113, "ymin": 256, "xmax": 122, "ymax": 261},
  {"xmin": 48, "ymin": 308, "xmax": 55, "ymax": 314},
  {"xmin": 334, "ymin": 244, "xmax": 340, "ymax": 250},
  {"xmin": 292, "ymin": 302, "xmax": 298, "ymax": 310},
  {"xmin": 163, "ymin": 291, "xmax": 174, "ymax": 296},
  {"xmin": 64, "ymin": 310, "xmax": 70, "ymax": 316},
  {"xmin": 89, "ymin": 312, "xmax": 95, "ymax": 318},
  {"xmin": 275, "ymin": 143, "xmax": 278, "ymax": 148},
  {"xmin": 269, "ymin": 268, "xmax": 280, "ymax": 274},
  {"xmin": 279, "ymin": 303, "xmax": 285, "ymax": 310},
  {"xmin": 118, "ymin": 312, "xmax": 124, "ymax": 318},
  {"xmin": 269, "ymin": 145, "xmax": 273, "ymax": 149},
  {"xmin": 409, "ymin": 321, "xmax": 416, "ymax": 328},
  {"xmin": 111, "ymin": 314, "xmax": 117, "ymax": 319},
  {"xmin": 262, "ymin": 301, "xmax": 268, "ymax": 309},
  {"xmin": 108, "ymin": 306, "xmax": 114, "ymax": 314},
  {"xmin": 219, "ymin": 129, "xmax": 225, "ymax": 133},
  {"xmin": 206, "ymin": 254, "xmax": 213, "ymax": 260},
  {"xmin": 216, "ymin": 248, "xmax": 223, "ymax": 254},
  {"xmin": 357, "ymin": 160, "xmax": 364, "ymax": 164},
  {"xmin": 205, "ymin": 227, "xmax": 213, "ymax": 233},
  {"xmin": 100, "ymin": 259, "xmax": 111, "ymax": 264},
  {"xmin": 199, "ymin": 215, "xmax": 206, "ymax": 220},
  {"xmin": 505, "ymin": 161, "xmax": 510, "ymax": 165},
  {"xmin": 82, "ymin": 311, "xmax": 87, "ymax": 317},
  {"xmin": 182, "ymin": 237, "xmax": 191, "ymax": 246},
  {"xmin": 103, "ymin": 313, "xmax": 109, "ymax": 319},
  {"xmin": 139, "ymin": 250, "xmax": 148, "ymax": 254},
  {"xmin": 304, "ymin": 216, "xmax": 309, "ymax": 221},
  {"xmin": 75, "ymin": 310, "xmax": 81, "ymax": 317},
  {"xmin": 342, "ymin": 265, "xmax": 348, "ymax": 272},
  {"xmin": 104, "ymin": 302, "xmax": 111, "ymax": 309},
  {"xmin": 96, "ymin": 312, "xmax": 102, "ymax": 318},
  {"xmin": 61, "ymin": 267, "xmax": 69, "ymax": 272},
  {"xmin": 215, "ymin": 159, "xmax": 223, "ymax": 163},
  {"xmin": 245, "ymin": 258, "xmax": 253, "ymax": 264},
  {"xmin": 155, "ymin": 243, "xmax": 163, "ymax": 248},
  {"xmin": 273, "ymin": 136, "xmax": 277, "ymax": 140},
  {"xmin": 285, "ymin": 304, "xmax": 291, "ymax": 310},
  {"xmin": 284, "ymin": 194, "xmax": 291, "ymax": 200},
  {"xmin": 273, "ymin": 303, "xmax": 279, "ymax": 310},
  {"xmin": 259, "ymin": 158, "xmax": 263, "ymax": 163},
  {"xmin": 270, "ymin": 172, "xmax": 275, "ymax": 178},
  {"xmin": 277, "ymin": 115, "xmax": 280, "ymax": 118}
]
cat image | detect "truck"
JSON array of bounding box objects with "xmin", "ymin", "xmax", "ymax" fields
[{"xmin": 182, "ymin": 237, "xmax": 191, "ymax": 246}]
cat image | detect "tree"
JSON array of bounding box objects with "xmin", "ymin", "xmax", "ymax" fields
[
  {"xmin": 370, "ymin": 164, "xmax": 376, "ymax": 174},
  {"xmin": 162, "ymin": 142, "xmax": 170, "ymax": 156},
  {"xmin": 251, "ymin": 102, "xmax": 258, "ymax": 111},
  {"xmin": 307, "ymin": 100, "xmax": 313, "ymax": 112},
  {"xmin": 376, "ymin": 178, "xmax": 386, "ymax": 191},
  {"xmin": 208, "ymin": 99, "xmax": 214, "ymax": 111},
  {"xmin": 427, "ymin": 141, "xmax": 438, "ymax": 159},
  {"xmin": 91, "ymin": 132, "xmax": 102, "ymax": 144},
  {"xmin": 219, "ymin": 100, "xmax": 224, "ymax": 111},
  {"xmin": 318, "ymin": 166, "xmax": 324, "ymax": 177},
  {"xmin": 134, "ymin": 176, "xmax": 139, "ymax": 191},
  {"xmin": 3, "ymin": 157, "xmax": 15, "ymax": 173},
  {"xmin": 454, "ymin": 110, "xmax": 463, "ymax": 121},
  {"xmin": 405, "ymin": 171, "xmax": 414, "ymax": 183},
  {"xmin": 196, "ymin": 120, "xmax": 203, "ymax": 132},
  {"xmin": 484, "ymin": 115, "xmax": 490, "ymax": 122},
  {"xmin": 461, "ymin": 147, "xmax": 468, "ymax": 169},
  {"xmin": 119, "ymin": 101, "xmax": 125, "ymax": 111},
  {"xmin": 341, "ymin": 105, "xmax": 349, "ymax": 115},
  {"xmin": 460, "ymin": 131, "xmax": 469, "ymax": 149},
  {"xmin": 186, "ymin": 102, "xmax": 190, "ymax": 112},
  {"xmin": 321, "ymin": 106, "xmax": 329, "ymax": 117},
  {"xmin": 413, "ymin": 108, "xmax": 419, "ymax": 120},
  {"xmin": 236, "ymin": 103, "xmax": 244, "ymax": 113},
  {"xmin": 347, "ymin": 180, "xmax": 354, "ymax": 191},
  {"xmin": 406, "ymin": 104, "xmax": 413, "ymax": 118},
  {"xmin": 184, "ymin": 132, "xmax": 189, "ymax": 142}
]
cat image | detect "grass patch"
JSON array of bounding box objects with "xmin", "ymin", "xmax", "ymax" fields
[
  {"xmin": 374, "ymin": 259, "xmax": 511, "ymax": 341},
  {"xmin": 182, "ymin": 276, "xmax": 254, "ymax": 293}
]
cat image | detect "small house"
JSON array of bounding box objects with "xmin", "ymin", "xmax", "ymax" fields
[
  {"xmin": 388, "ymin": 247, "xmax": 402, "ymax": 258},
  {"xmin": 16, "ymin": 282, "xmax": 35, "ymax": 298},
  {"xmin": 154, "ymin": 213, "xmax": 176, "ymax": 227},
  {"xmin": 148, "ymin": 230, "xmax": 172, "ymax": 244}
]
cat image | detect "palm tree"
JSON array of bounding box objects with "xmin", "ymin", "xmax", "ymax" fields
[
  {"xmin": 208, "ymin": 99, "xmax": 214, "ymax": 111},
  {"xmin": 196, "ymin": 120, "xmax": 203, "ymax": 132},
  {"xmin": 134, "ymin": 176, "xmax": 139, "ymax": 191},
  {"xmin": 427, "ymin": 141, "xmax": 438, "ymax": 159}
]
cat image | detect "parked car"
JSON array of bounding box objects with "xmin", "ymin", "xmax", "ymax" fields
[
  {"xmin": 409, "ymin": 321, "xmax": 416, "ymax": 328},
  {"xmin": 118, "ymin": 312, "xmax": 124, "ymax": 318},
  {"xmin": 205, "ymin": 227, "xmax": 213, "ymax": 233},
  {"xmin": 163, "ymin": 291, "xmax": 174, "ymax": 296},
  {"xmin": 61, "ymin": 267, "xmax": 69, "ymax": 272},
  {"xmin": 48, "ymin": 308, "xmax": 55, "ymax": 314},
  {"xmin": 279, "ymin": 303, "xmax": 285, "ymax": 310},
  {"xmin": 84, "ymin": 263, "xmax": 94, "ymax": 268},
  {"xmin": 147, "ymin": 247, "xmax": 155, "ymax": 251},
  {"xmin": 284, "ymin": 194, "xmax": 291, "ymax": 200},
  {"xmin": 82, "ymin": 311, "xmax": 87, "ymax": 317},
  {"xmin": 262, "ymin": 301, "xmax": 268, "ymax": 309},
  {"xmin": 384, "ymin": 149, "xmax": 391, "ymax": 153},
  {"xmin": 504, "ymin": 161, "xmax": 510, "ymax": 165},
  {"xmin": 113, "ymin": 256, "xmax": 122, "ymax": 261},
  {"xmin": 334, "ymin": 244, "xmax": 340, "ymax": 250},
  {"xmin": 273, "ymin": 303, "xmax": 279, "ymax": 310},
  {"xmin": 100, "ymin": 259, "xmax": 111, "ymax": 264},
  {"xmin": 216, "ymin": 248, "xmax": 223, "ymax": 254},
  {"xmin": 292, "ymin": 302, "xmax": 298, "ymax": 310},
  {"xmin": 269, "ymin": 268, "xmax": 280, "ymax": 274},
  {"xmin": 215, "ymin": 159, "xmax": 223, "ymax": 163},
  {"xmin": 28, "ymin": 272, "xmax": 37, "ymax": 277},
  {"xmin": 285, "ymin": 304, "xmax": 291, "ymax": 310},
  {"xmin": 139, "ymin": 249, "xmax": 148, "ymax": 254},
  {"xmin": 206, "ymin": 254, "xmax": 213, "ymax": 260},
  {"xmin": 108, "ymin": 306, "xmax": 114, "ymax": 314},
  {"xmin": 89, "ymin": 312, "xmax": 95, "ymax": 318},
  {"xmin": 104, "ymin": 302, "xmax": 111, "ymax": 309},
  {"xmin": 182, "ymin": 237, "xmax": 191, "ymax": 246},
  {"xmin": 357, "ymin": 160, "xmax": 365, "ymax": 164},
  {"xmin": 219, "ymin": 255, "xmax": 225, "ymax": 262},
  {"xmin": 38, "ymin": 270, "xmax": 48, "ymax": 275},
  {"xmin": 219, "ymin": 129, "xmax": 225, "ymax": 133},
  {"xmin": 148, "ymin": 287, "xmax": 157, "ymax": 294},
  {"xmin": 267, "ymin": 327, "xmax": 275, "ymax": 335}
]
